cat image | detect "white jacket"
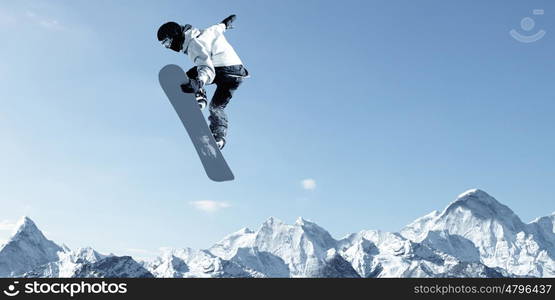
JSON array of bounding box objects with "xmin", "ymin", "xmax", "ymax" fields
[{"xmin": 183, "ymin": 23, "xmax": 243, "ymax": 85}]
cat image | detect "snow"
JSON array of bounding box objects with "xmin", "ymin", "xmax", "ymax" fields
[
  {"xmin": 400, "ymin": 189, "xmax": 555, "ymax": 277},
  {"xmin": 23, "ymin": 247, "xmax": 106, "ymax": 278},
  {"xmin": 144, "ymin": 247, "xmax": 258, "ymax": 278},
  {"xmin": 400, "ymin": 210, "xmax": 441, "ymax": 242},
  {"xmin": 0, "ymin": 216, "xmax": 64, "ymax": 277},
  {"xmin": 210, "ymin": 216, "xmax": 339, "ymax": 277},
  {"xmin": 3, "ymin": 189, "xmax": 554, "ymax": 278},
  {"xmin": 74, "ymin": 256, "xmax": 153, "ymax": 278}
]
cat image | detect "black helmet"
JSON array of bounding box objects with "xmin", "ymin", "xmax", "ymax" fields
[
  {"xmin": 157, "ymin": 22, "xmax": 192, "ymax": 52},
  {"xmin": 157, "ymin": 22, "xmax": 183, "ymax": 41}
]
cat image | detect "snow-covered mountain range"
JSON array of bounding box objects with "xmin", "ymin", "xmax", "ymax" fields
[{"xmin": 1, "ymin": 189, "xmax": 553, "ymax": 278}]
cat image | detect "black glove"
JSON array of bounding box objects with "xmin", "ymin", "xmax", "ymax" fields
[
  {"xmin": 221, "ymin": 14, "xmax": 236, "ymax": 29},
  {"xmin": 181, "ymin": 78, "xmax": 204, "ymax": 93}
]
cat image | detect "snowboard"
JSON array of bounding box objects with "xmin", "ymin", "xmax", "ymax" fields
[{"xmin": 159, "ymin": 64, "xmax": 234, "ymax": 182}]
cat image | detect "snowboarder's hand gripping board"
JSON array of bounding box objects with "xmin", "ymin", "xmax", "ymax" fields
[{"xmin": 159, "ymin": 64, "xmax": 234, "ymax": 182}]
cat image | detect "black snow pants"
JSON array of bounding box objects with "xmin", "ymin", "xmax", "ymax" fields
[{"xmin": 186, "ymin": 65, "xmax": 248, "ymax": 140}]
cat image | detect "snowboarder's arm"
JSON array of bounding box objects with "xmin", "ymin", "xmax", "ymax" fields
[
  {"xmin": 204, "ymin": 23, "xmax": 226, "ymax": 35},
  {"xmin": 187, "ymin": 41, "xmax": 216, "ymax": 85},
  {"xmin": 203, "ymin": 15, "xmax": 235, "ymax": 33},
  {"xmin": 220, "ymin": 15, "xmax": 236, "ymax": 29}
]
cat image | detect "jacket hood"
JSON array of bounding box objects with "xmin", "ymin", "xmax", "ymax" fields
[{"xmin": 182, "ymin": 26, "xmax": 201, "ymax": 54}]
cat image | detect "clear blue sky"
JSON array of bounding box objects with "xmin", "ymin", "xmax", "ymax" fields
[{"xmin": 1, "ymin": 0, "xmax": 554, "ymax": 258}]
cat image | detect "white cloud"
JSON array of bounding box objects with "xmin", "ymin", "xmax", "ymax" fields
[
  {"xmin": 189, "ymin": 200, "xmax": 231, "ymax": 213},
  {"xmin": 301, "ymin": 178, "xmax": 317, "ymax": 190},
  {"xmin": 39, "ymin": 19, "xmax": 63, "ymax": 30},
  {"xmin": 0, "ymin": 8, "xmax": 64, "ymax": 30},
  {"xmin": 0, "ymin": 220, "xmax": 17, "ymax": 245},
  {"xmin": 0, "ymin": 220, "xmax": 17, "ymax": 231},
  {"xmin": 25, "ymin": 10, "xmax": 65, "ymax": 31}
]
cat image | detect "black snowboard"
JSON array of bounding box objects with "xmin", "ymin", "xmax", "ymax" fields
[{"xmin": 159, "ymin": 64, "xmax": 234, "ymax": 182}]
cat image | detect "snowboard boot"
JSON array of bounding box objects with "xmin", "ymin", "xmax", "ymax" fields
[
  {"xmin": 196, "ymin": 88, "xmax": 208, "ymax": 110},
  {"xmin": 214, "ymin": 136, "xmax": 226, "ymax": 150}
]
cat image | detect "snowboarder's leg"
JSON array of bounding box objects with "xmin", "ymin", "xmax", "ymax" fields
[
  {"xmin": 182, "ymin": 67, "xmax": 208, "ymax": 109},
  {"xmin": 209, "ymin": 75, "xmax": 243, "ymax": 149}
]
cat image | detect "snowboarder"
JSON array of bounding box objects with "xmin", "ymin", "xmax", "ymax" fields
[{"xmin": 157, "ymin": 15, "xmax": 249, "ymax": 150}]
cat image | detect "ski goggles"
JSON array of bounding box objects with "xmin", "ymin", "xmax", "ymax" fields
[{"xmin": 160, "ymin": 37, "xmax": 173, "ymax": 49}]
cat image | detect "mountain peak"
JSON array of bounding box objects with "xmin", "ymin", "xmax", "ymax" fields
[
  {"xmin": 402, "ymin": 189, "xmax": 526, "ymax": 244},
  {"xmin": 444, "ymin": 189, "xmax": 521, "ymax": 224},
  {"xmin": 295, "ymin": 217, "xmax": 308, "ymax": 225},
  {"xmin": 19, "ymin": 216, "xmax": 33, "ymax": 223},
  {"xmin": 263, "ymin": 216, "xmax": 284, "ymax": 226},
  {"xmin": 455, "ymin": 189, "xmax": 493, "ymax": 202},
  {"xmin": 0, "ymin": 216, "xmax": 64, "ymax": 277},
  {"xmin": 12, "ymin": 216, "xmax": 42, "ymax": 240},
  {"xmin": 6, "ymin": 216, "xmax": 61, "ymax": 248},
  {"xmin": 237, "ymin": 227, "xmax": 254, "ymax": 235},
  {"xmin": 15, "ymin": 216, "xmax": 35, "ymax": 229}
]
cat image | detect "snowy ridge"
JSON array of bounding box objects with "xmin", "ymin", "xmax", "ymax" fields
[
  {"xmin": 400, "ymin": 189, "xmax": 555, "ymax": 277},
  {"xmin": 23, "ymin": 247, "xmax": 107, "ymax": 278},
  {"xmin": 2, "ymin": 189, "xmax": 554, "ymax": 278},
  {"xmin": 0, "ymin": 217, "xmax": 64, "ymax": 277},
  {"xmin": 143, "ymin": 247, "xmax": 258, "ymax": 278},
  {"xmin": 209, "ymin": 217, "xmax": 357, "ymax": 277}
]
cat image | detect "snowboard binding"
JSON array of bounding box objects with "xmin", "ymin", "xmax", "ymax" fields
[
  {"xmin": 180, "ymin": 79, "xmax": 208, "ymax": 110},
  {"xmin": 181, "ymin": 84, "xmax": 207, "ymax": 110},
  {"xmin": 196, "ymin": 89, "xmax": 207, "ymax": 110},
  {"xmin": 196, "ymin": 97, "xmax": 207, "ymax": 110},
  {"xmin": 214, "ymin": 136, "xmax": 226, "ymax": 150}
]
